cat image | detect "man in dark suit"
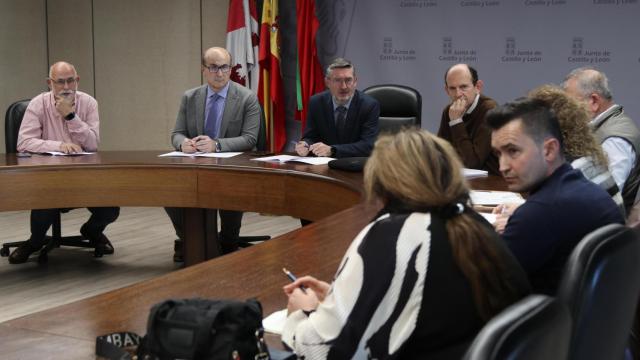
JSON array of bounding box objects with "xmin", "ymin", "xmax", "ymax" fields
[
  {"xmin": 295, "ymin": 58, "xmax": 379, "ymax": 158},
  {"xmin": 166, "ymin": 47, "xmax": 260, "ymax": 260}
]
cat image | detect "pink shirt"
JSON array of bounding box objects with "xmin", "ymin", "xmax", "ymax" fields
[{"xmin": 17, "ymin": 91, "xmax": 100, "ymax": 153}]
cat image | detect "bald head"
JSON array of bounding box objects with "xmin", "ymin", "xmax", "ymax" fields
[
  {"xmin": 47, "ymin": 61, "xmax": 79, "ymax": 97},
  {"xmin": 444, "ymin": 63, "xmax": 482, "ymax": 106},
  {"xmin": 202, "ymin": 47, "xmax": 231, "ymax": 67},
  {"xmin": 201, "ymin": 47, "xmax": 232, "ymax": 91},
  {"xmin": 444, "ymin": 64, "xmax": 478, "ymax": 87},
  {"xmin": 49, "ymin": 61, "xmax": 77, "ymax": 79}
]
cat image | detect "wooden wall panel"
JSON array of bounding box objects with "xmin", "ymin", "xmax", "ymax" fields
[
  {"xmin": 47, "ymin": 0, "xmax": 95, "ymax": 97},
  {"xmin": 92, "ymin": 0, "xmax": 202, "ymax": 151},
  {"xmin": 0, "ymin": 0, "xmax": 48, "ymax": 153},
  {"xmin": 202, "ymin": 0, "xmax": 230, "ymax": 51},
  {"xmin": 0, "ymin": 0, "xmax": 231, "ymax": 153}
]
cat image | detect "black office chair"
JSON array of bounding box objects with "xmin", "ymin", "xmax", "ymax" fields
[
  {"xmin": 362, "ymin": 84, "xmax": 422, "ymax": 134},
  {"xmin": 463, "ymin": 295, "xmax": 571, "ymax": 360},
  {"xmin": 324, "ymin": 85, "xmax": 422, "ymax": 173},
  {"xmin": 0, "ymin": 99, "xmax": 97, "ymax": 263},
  {"xmin": 556, "ymin": 223, "xmax": 640, "ymax": 360},
  {"xmin": 237, "ymin": 111, "xmax": 271, "ymax": 248}
]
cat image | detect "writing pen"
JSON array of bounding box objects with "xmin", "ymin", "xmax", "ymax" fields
[{"xmin": 282, "ymin": 267, "xmax": 307, "ymax": 293}]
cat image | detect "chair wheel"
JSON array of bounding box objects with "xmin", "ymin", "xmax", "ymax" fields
[
  {"xmin": 94, "ymin": 248, "xmax": 104, "ymax": 258},
  {"xmin": 37, "ymin": 252, "xmax": 48, "ymax": 264},
  {"xmin": 0, "ymin": 247, "xmax": 9, "ymax": 257}
]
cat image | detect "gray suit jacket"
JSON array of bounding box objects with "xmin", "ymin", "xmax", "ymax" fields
[{"xmin": 171, "ymin": 81, "xmax": 260, "ymax": 152}]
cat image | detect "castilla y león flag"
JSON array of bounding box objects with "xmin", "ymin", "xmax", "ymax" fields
[{"xmin": 226, "ymin": 0, "xmax": 260, "ymax": 92}]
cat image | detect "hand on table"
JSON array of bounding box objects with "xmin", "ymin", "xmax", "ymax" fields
[
  {"xmin": 295, "ymin": 141, "xmax": 310, "ymax": 156},
  {"xmin": 59, "ymin": 142, "xmax": 82, "ymax": 154},
  {"xmin": 309, "ymin": 142, "xmax": 332, "ymax": 157}
]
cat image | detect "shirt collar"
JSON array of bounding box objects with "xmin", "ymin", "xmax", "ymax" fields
[
  {"xmin": 332, "ymin": 96, "xmax": 353, "ymax": 112},
  {"xmin": 590, "ymin": 104, "xmax": 620, "ymax": 126},
  {"xmin": 466, "ymin": 93, "xmax": 481, "ymax": 115},
  {"xmin": 207, "ymin": 82, "xmax": 230, "ymax": 99}
]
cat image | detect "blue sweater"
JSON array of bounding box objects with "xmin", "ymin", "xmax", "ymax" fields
[{"xmin": 502, "ymin": 163, "xmax": 624, "ymax": 294}]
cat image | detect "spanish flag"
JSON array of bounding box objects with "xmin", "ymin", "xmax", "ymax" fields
[{"xmin": 258, "ymin": 0, "xmax": 286, "ymax": 152}]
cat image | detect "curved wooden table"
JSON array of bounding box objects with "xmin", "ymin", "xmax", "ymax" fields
[
  {"xmin": 0, "ymin": 152, "xmax": 364, "ymax": 265},
  {"xmin": 0, "ymin": 151, "xmax": 508, "ymax": 359}
]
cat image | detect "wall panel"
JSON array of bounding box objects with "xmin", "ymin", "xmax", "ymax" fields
[
  {"xmin": 0, "ymin": 0, "xmax": 48, "ymax": 153},
  {"xmin": 93, "ymin": 0, "xmax": 202, "ymax": 151},
  {"xmin": 201, "ymin": 0, "xmax": 229, "ymax": 53},
  {"xmin": 47, "ymin": 0, "xmax": 95, "ymax": 97}
]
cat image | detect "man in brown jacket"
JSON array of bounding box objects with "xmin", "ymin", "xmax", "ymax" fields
[{"xmin": 437, "ymin": 64, "xmax": 499, "ymax": 175}]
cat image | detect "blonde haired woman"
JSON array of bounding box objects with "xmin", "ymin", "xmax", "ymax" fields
[{"xmin": 282, "ymin": 129, "xmax": 530, "ymax": 359}]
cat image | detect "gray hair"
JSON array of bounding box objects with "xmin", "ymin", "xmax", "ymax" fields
[
  {"xmin": 325, "ymin": 58, "xmax": 355, "ymax": 77},
  {"xmin": 562, "ymin": 67, "xmax": 613, "ymax": 101}
]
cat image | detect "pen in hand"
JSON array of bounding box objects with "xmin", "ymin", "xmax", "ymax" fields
[{"xmin": 283, "ymin": 267, "xmax": 307, "ymax": 293}]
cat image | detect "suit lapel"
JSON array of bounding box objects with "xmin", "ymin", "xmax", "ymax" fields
[
  {"xmin": 195, "ymin": 85, "xmax": 207, "ymax": 135},
  {"xmin": 342, "ymin": 91, "xmax": 360, "ymax": 142},
  {"xmin": 219, "ymin": 82, "xmax": 238, "ymax": 137},
  {"xmin": 323, "ymin": 93, "xmax": 339, "ymax": 144}
]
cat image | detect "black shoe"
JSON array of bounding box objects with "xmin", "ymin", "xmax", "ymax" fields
[
  {"xmin": 173, "ymin": 239, "xmax": 184, "ymax": 263},
  {"xmin": 8, "ymin": 242, "xmax": 43, "ymax": 264},
  {"xmin": 220, "ymin": 242, "xmax": 239, "ymax": 255},
  {"xmin": 80, "ymin": 225, "xmax": 114, "ymax": 256},
  {"xmin": 219, "ymin": 232, "xmax": 239, "ymax": 255}
]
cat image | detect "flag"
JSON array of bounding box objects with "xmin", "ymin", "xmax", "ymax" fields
[
  {"xmin": 226, "ymin": 0, "xmax": 260, "ymax": 92},
  {"xmin": 258, "ymin": 0, "xmax": 286, "ymax": 152},
  {"xmin": 295, "ymin": 0, "xmax": 325, "ymax": 130}
]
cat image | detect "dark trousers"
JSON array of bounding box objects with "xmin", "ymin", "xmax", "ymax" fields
[
  {"xmin": 164, "ymin": 207, "xmax": 243, "ymax": 246},
  {"xmin": 29, "ymin": 207, "xmax": 120, "ymax": 247}
]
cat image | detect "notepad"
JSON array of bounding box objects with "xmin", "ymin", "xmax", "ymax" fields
[
  {"xmin": 263, "ymin": 308, "xmax": 288, "ymax": 335},
  {"xmin": 158, "ymin": 151, "xmax": 242, "ymax": 158},
  {"xmin": 251, "ymin": 155, "xmax": 335, "ymax": 165},
  {"xmin": 470, "ymin": 190, "xmax": 525, "ymax": 206},
  {"xmin": 479, "ymin": 212, "xmax": 498, "ymax": 224}
]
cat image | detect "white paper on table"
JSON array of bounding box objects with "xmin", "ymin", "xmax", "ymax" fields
[
  {"xmin": 263, "ymin": 308, "xmax": 288, "ymax": 335},
  {"xmin": 158, "ymin": 151, "xmax": 242, "ymax": 158},
  {"xmin": 470, "ymin": 190, "xmax": 525, "ymax": 206},
  {"xmin": 193, "ymin": 152, "xmax": 242, "ymax": 158},
  {"xmin": 251, "ymin": 154, "xmax": 335, "ymax": 165},
  {"xmin": 480, "ymin": 212, "xmax": 498, "ymax": 224},
  {"xmin": 44, "ymin": 151, "xmax": 95, "ymax": 156},
  {"xmin": 463, "ymin": 168, "xmax": 488, "ymax": 178}
]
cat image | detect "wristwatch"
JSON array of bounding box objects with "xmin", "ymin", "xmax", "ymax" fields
[
  {"xmin": 215, "ymin": 140, "xmax": 222, "ymax": 152},
  {"xmin": 330, "ymin": 146, "xmax": 337, "ymax": 157},
  {"xmin": 64, "ymin": 112, "xmax": 75, "ymax": 121}
]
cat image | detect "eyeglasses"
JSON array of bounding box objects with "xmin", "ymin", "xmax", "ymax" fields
[
  {"xmin": 50, "ymin": 77, "xmax": 78, "ymax": 86},
  {"xmin": 205, "ymin": 64, "xmax": 231, "ymax": 73},
  {"xmin": 329, "ymin": 77, "xmax": 354, "ymax": 86}
]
